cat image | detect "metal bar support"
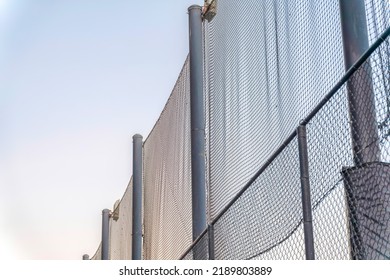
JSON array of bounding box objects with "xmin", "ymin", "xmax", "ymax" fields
[
  {"xmin": 188, "ymin": 4, "xmax": 207, "ymax": 243},
  {"xmin": 132, "ymin": 134, "xmax": 143, "ymax": 260},
  {"xmin": 101, "ymin": 208, "xmax": 110, "ymax": 260},
  {"xmin": 339, "ymin": 0, "xmax": 380, "ymax": 164},
  {"xmin": 297, "ymin": 125, "xmax": 315, "ymax": 260}
]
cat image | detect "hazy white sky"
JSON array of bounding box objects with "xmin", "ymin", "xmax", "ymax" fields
[{"xmin": 0, "ymin": 0, "xmax": 201, "ymax": 259}]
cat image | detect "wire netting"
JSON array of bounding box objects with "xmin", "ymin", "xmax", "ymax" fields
[
  {"xmin": 205, "ymin": 0, "xmax": 347, "ymax": 221},
  {"xmin": 108, "ymin": 178, "xmax": 133, "ymax": 260},
  {"xmin": 88, "ymin": 0, "xmax": 389, "ymax": 260},
  {"xmin": 212, "ymin": 137, "xmax": 305, "ymax": 260},
  {"xmin": 180, "ymin": 230, "xmax": 209, "ymax": 260},
  {"xmin": 183, "ymin": 27, "xmax": 390, "ymax": 260},
  {"xmin": 365, "ymin": 0, "xmax": 390, "ymax": 44},
  {"xmin": 185, "ymin": 26, "xmax": 390, "ymax": 260},
  {"xmin": 306, "ymin": 31, "xmax": 390, "ymax": 260},
  {"xmin": 142, "ymin": 58, "xmax": 193, "ymax": 260}
]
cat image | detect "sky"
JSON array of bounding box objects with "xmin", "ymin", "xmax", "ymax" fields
[{"xmin": 0, "ymin": 0, "xmax": 202, "ymax": 259}]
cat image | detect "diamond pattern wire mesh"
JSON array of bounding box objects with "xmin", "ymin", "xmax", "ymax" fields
[
  {"xmin": 108, "ymin": 178, "xmax": 133, "ymax": 260},
  {"xmin": 181, "ymin": 231, "xmax": 209, "ymax": 260},
  {"xmin": 184, "ymin": 27, "xmax": 390, "ymax": 261},
  {"xmin": 344, "ymin": 36, "xmax": 390, "ymax": 259},
  {"xmin": 142, "ymin": 58, "xmax": 193, "ymax": 260},
  {"xmin": 89, "ymin": 0, "xmax": 389, "ymax": 260},
  {"xmin": 306, "ymin": 32, "xmax": 390, "ymax": 260},
  {"xmin": 365, "ymin": 0, "xmax": 390, "ymax": 45},
  {"xmin": 212, "ymin": 137, "xmax": 305, "ymax": 260},
  {"xmin": 205, "ymin": 0, "xmax": 346, "ymax": 221},
  {"xmin": 306, "ymin": 87, "xmax": 354, "ymax": 260}
]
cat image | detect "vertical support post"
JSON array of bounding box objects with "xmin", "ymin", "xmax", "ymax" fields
[
  {"xmin": 339, "ymin": 0, "xmax": 388, "ymax": 260},
  {"xmin": 188, "ymin": 5, "xmax": 207, "ymax": 243},
  {"xmin": 339, "ymin": 0, "xmax": 380, "ymax": 164},
  {"xmin": 101, "ymin": 209, "xmax": 110, "ymax": 260},
  {"xmin": 132, "ymin": 134, "xmax": 143, "ymax": 260},
  {"xmin": 82, "ymin": 254, "xmax": 89, "ymax": 260},
  {"xmin": 208, "ymin": 224, "xmax": 215, "ymax": 260},
  {"xmin": 297, "ymin": 125, "xmax": 315, "ymax": 260}
]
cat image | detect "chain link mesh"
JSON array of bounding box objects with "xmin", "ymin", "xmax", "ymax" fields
[
  {"xmin": 185, "ymin": 27, "xmax": 390, "ymax": 261},
  {"xmin": 89, "ymin": 0, "xmax": 389, "ymax": 260},
  {"xmin": 212, "ymin": 137, "xmax": 305, "ymax": 260},
  {"xmin": 365, "ymin": 0, "xmax": 390, "ymax": 44},
  {"xmin": 142, "ymin": 58, "xmax": 193, "ymax": 259},
  {"xmin": 180, "ymin": 231, "xmax": 209, "ymax": 260},
  {"xmin": 307, "ymin": 32, "xmax": 390, "ymax": 259},
  {"xmin": 205, "ymin": 0, "xmax": 347, "ymax": 221}
]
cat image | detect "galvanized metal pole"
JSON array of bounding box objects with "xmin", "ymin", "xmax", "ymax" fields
[
  {"xmin": 101, "ymin": 209, "xmax": 110, "ymax": 260},
  {"xmin": 339, "ymin": 0, "xmax": 387, "ymax": 260},
  {"xmin": 188, "ymin": 5, "xmax": 207, "ymax": 242},
  {"xmin": 297, "ymin": 125, "xmax": 315, "ymax": 260},
  {"xmin": 132, "ymin": 134, "xmax": 143, "ymax": 260},
  {"xmin": 339, "ymin": 0, "xmax": 380, "ymax": 164},
  {"xmin": 82, "ymin": 254, "xmax": 89, "ymax": 260}
]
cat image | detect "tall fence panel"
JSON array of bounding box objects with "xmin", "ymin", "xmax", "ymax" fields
[
  {"xmin": 205, "ymin": 0, "xmax": 347, "ymax": 221},
  {"xmin": 305, "ymin": 89, "xmax": 353, "ymax": 260},
  {"xmin": 306, "ymin": 32, "xmax": 390, "ymax": 260},
  {"xmin": 88, "ymin": 0, "xmax": 389, "ymax": 260},
  {"xmin": 181, "ymin": 28, "xmax": 390, "ymax": 260},
  {"xmin": 212, "ymin": 136, "xmax": 305, "ymax": 260},
  {"xmin": 108, "ymin": 178, "xmax": 133, "ymax": 260},
  {"xmin": 142, "ymin": 58, "xmax": 193, "ymax": 259}
]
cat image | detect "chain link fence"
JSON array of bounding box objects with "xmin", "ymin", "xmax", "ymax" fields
[
  {"xmin": 205, "ymin": 0, "xmax": 346, "ymax": 221},
  {"xmin": 89, "ymin": 0, "xmax": 389, "ymax": 260},
  {"xmin": 181, "ymin": 25, "xmax": 390, "ymax": 260}
]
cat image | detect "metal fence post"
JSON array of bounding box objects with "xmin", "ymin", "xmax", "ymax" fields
[
  {"xmin": 188, "ymin": 5, "xmax": 207, "ymax": 243},
  {"xmin": 101, "ymin": 209, "xmax": 110, "ymax": 260},
  {"xmin": 339, "ymin": 0, "xmax": 389, "ymax": 260},
  {"xmin": 82, "ymin": 254, "xmax": 89, "ymax": 260},
  {"xmin": 297, "ymin": 125, "xmax": 315, "ymax": 260},
  {"xmin": 132, "ymin": 134, "xmax": 143, "ymax": 260},
  {"xmin": 339, "ymin": 0, "xmax": 380, "ymax": 164}
]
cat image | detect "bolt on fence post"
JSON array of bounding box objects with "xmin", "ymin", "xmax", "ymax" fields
[
  {"xmin": 132, "ymin": 134, "xmax": 143, "ymax": 260},
  {"xmin": 339, "ymin": 0, "xmax": 380, "ymax": 164},
  {"xmin": 297, "ymin": 125, "xmax": 315, "ymax": 260},
  {"xmin": 188, "ymin": 5, "xmax": 207, "ymax": 244},
  {"xmin": 101, "ymin": 209, "xmax": 110, "ymax": 260},
  {"xmin": 208, "ymin": 224, "xmax": 215, "ymax": 260},
  {"xmin": 82, "ymin": 254, "xmax": 89, "ymax": 260}
]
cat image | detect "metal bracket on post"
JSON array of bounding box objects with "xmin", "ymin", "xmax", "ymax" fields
[
  {"xmin": 101, "ymin": 209, "xmax": 110, "ymax": 260},
  {"xmin": 132, "ymin": 134, "xmax": 143, "ymax": 260},
  {"xmin": 297, "ymin": 125, "xmax": 315, "ymax": 260}
]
